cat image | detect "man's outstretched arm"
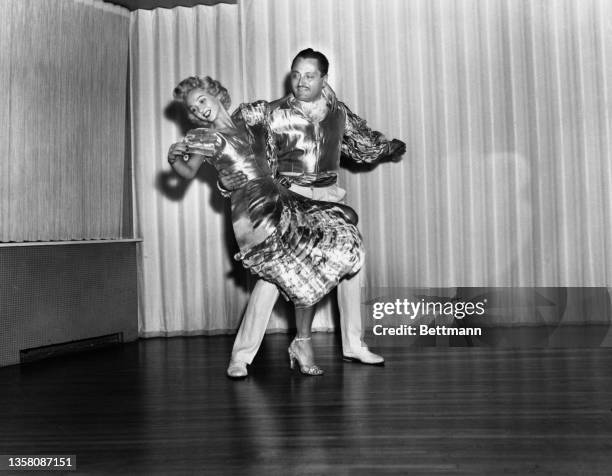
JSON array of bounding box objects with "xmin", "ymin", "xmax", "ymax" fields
[{"xmin": 341, "ymin": 103, "xmax": 406, "ymax": 163}]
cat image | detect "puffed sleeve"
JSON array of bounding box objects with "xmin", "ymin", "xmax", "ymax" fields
[
  {"xmin": 232, "ymin": 100, "xmax": 270, "ymax": 126},
  {"xmin": 340, "ymin": 102, "xmax": 391, "ymax": 163},
  {"xmin": 183, "ymin": 128, "xmax": 222, "ymax": 160}
]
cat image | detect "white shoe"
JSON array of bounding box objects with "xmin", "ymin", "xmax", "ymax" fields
[
  {"xmin": 226, "ymin": 359, "xmax": 248, "ymax": 378},
  {"xmin": 342, "ymin": 348, "xmax": 385, "ymax": 366}
]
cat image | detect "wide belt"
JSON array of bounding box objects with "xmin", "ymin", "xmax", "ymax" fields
[{"xmin": 278, "ymin": 172, "xmax": 337, "ymax": 188}]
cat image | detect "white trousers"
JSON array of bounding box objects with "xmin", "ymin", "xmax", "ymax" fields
[{"xmin": 231, "ymin": 183, "xmax": 366, "ymax": 363}]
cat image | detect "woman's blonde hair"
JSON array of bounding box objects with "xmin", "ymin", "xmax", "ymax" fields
[{"xmin": 173, "ymin": 76, "xmax": 231, "ymax": 116}]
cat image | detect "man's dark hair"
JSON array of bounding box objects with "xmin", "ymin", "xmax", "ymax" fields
[{"xmin": 291, "ymin": 48, "xmax": 329, "ymax": 76}]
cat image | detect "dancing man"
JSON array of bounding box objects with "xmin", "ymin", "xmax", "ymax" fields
[{"xmin": 223, "ymin": 48, "xmax": 406, "ymax": 378}]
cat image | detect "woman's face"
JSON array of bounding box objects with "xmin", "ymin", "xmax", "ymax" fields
[{"xmin": 185, "ymin": 88, "xmax": 221, "ymax": 123}]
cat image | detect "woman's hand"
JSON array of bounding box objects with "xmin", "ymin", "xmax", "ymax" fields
[
  {"xmin": 167, "ymin": 142, "xmax": 189, "ymax": 165},
  {"xmin": 167, "ymin": 141, "xmax": 207, "ymax": 180},
  {"xmin": 168, "ymin": 142, "xmax": 210, "ymax": 165}
]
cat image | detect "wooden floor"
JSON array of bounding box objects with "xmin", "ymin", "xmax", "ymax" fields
[{"xmin": 1, "ymin": 334, "xmax": 612, "ymax": 475}]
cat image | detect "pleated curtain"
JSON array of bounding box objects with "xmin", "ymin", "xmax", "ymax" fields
[
  {"xmin": 131, "ymin": 0, "xmax": 612, "ymax": 336},
  {"xmin": 0, "ymin": 0, "xmax": 129, "ymax": 242},
  {"xmin": 130, "ymin": 5, "xmax": 253, "ymax": 336}
]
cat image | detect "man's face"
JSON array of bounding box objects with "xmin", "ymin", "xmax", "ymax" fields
[{"xmin": 290, "ymin": 57, "xmax": 327, "ymax": 102}]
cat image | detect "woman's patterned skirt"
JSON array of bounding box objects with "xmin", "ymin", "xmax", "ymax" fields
[{"xmin": 236, "ymin": 191, "xmax": 364, "ymax": 308}]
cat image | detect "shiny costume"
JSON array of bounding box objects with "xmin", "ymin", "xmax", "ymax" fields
[
  {"xmin": 230, "ymin": 89, "xmax": 393, "ymax": 364},
  {"xmin": 182, "ymin": 122, "xmax": 364, "ymax": 308},
  {"xmin": 236, "ymin": 91, "xmax": 390, "ymax": 187}
]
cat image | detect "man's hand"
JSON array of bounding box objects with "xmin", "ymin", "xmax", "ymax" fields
[
  {"xmin": 219, "ymin": 169, "xmax": 248, "ymax": 191},
  {"xmin": 387, "ymin": 139, "xmax": 406, "ymax": 162}
]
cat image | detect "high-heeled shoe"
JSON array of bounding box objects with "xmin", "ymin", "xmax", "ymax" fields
[{"xmin": 288, "ymin": 337, "xmax": 324, "ymax": 376}]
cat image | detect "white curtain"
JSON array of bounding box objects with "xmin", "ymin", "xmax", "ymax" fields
[
  {"xmin": 0, "ymin": 0, "xmax": 129, "ymax": 242},
  {"xmin": 132, "ymin": 0, "xmax": 612, "ymax": 336},
  {"xmin": 130, "ymin": 5, "xmax": 255, "ymax": 336}
]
